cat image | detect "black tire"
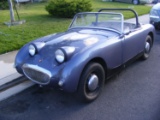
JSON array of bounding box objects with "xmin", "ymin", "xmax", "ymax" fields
[
  {"xmin": 77, "ymin": 62, "xmax": 105, "ymax": 102},
  {"xmin": 141, "ymin": 35, "xmax": 152, "ymax": 60},
  {"xmin": 132, "ymin": 0, "xmax": 139, "ymax": 5}
]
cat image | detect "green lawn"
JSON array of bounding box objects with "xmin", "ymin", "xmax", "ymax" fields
[{"xmin": 0, "ymin": 0, "xmax": 152, "ymax": 54}]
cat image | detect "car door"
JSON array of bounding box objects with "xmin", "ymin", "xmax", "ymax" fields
[{"xmin": 122, "ymin": 28, "xmax": 144, "ymax": 63}]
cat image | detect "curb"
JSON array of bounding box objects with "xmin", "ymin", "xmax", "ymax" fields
[
  {"xmin": 0, "ymin": 73, "xmax": 22, "ymax": 86},
  {"xmin": 0, "ymin": 76, "xmax": 27, "ymax": 92},
  {"xmin": 0, "ymin": 75, "xmax": 35, "ymax": 102}
]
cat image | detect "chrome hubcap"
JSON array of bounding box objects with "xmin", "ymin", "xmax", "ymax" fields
[
  {"xmin": 88, "ymin": 74, "xmax": 99, "ymax": 91},
  {"xmin": 145, "ymin": 42, "xmax": 150, "ymax": 53}
]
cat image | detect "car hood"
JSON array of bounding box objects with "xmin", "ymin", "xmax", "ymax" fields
[
  {"xmin": 33, "ymin": 28, "xmax": 119, "ymax": 49},
  {"xmin": 20, "ymin": 28, "xmax": 119, "ymax": 70}
]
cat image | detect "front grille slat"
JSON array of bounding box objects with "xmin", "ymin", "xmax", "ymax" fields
[{"xmin": 22, "ymin": 64, "xmax": 51, "ymax": 85}]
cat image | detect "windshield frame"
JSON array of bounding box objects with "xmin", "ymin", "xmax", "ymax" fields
[{"xmin": 69, "ymin": 12, "xmax": 124, "ymax": 34}]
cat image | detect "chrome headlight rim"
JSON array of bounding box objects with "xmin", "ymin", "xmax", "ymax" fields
[
  {"xmin": 55, "ymin": 48, "xmax": 66, "ymax": 63},
  {"xmin": 29, "ymin": 44, "xmax": 37, "ymax": 56}
]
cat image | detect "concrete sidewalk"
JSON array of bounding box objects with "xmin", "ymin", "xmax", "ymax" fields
[
  {"xmin": 0, "ymin": 51, "xmax": 34, "ymax": 102},
  {"xmin": 0, "ymin": 14, "xmax": 150, "ymax": 102},
  {"xmin": 0, "ymin": 51, "xmax": 20, "ymax": 85}
]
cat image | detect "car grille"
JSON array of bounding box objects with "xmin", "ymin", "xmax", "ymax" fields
[{"xmin": 22, "ymin": 64, "xmax": 51, "ymax": 85}]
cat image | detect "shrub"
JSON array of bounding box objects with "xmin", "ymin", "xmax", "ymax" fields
[
  {"xmin": 45, "ymin": 0, "xmax": 92, "ymax": 18},
  {"xmin": 0, "ymin": 0, "xmax": 9, "ymax": 10}
]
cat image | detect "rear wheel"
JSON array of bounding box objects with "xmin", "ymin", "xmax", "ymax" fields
[
  {"xmin": 141, "ymin": 35, "xmax": 152, "ymax": 60},
  {"xmin": 132, "ymin": 0, "xmax": 139, "ymax": 4},
  {"xmin": 77, "ymin": 62, "xmax": 105, "ymax": 102}
]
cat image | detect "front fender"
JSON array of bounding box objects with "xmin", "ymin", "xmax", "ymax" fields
[
  {"xmin": 15, "ymin": 44, "xmax": 30, "ymax": 74},
  {"xmin": 59, "ymin": 52, "xmax": 92, "ymax": 92},
  {"xmin": 59, "ymin": 43, "xmax": 108, "ymax": 92},
  {"xmin": 59, "ymin": 37, "xmax": 123, "ymax": 92}
]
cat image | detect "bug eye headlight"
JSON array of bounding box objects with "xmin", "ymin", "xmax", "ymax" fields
[
  {"xmin": 55, "ymin": 49, "xmax": 65, "ymax": 63},
  {"xmin": 29, "ymin": 44, "xmax": 36, "ymax": 56}
]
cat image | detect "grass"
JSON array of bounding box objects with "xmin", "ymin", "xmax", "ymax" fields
[{"xmin": 0, "ymin": 0, "xmax": 152, "ymax": 54}]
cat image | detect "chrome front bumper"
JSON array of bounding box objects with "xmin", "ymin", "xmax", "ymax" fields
[{"xmin": 22, "ymin": 64, "xmax": 52, "ymax": 85}]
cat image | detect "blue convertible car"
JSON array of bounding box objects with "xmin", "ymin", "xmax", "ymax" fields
[{"xmin": 15, "ymin": 8, "xmax": 155, "ymax": 102}]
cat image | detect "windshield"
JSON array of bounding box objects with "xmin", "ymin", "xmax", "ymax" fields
[{"xmin": 69, "ymin": 12, "xmax": 124, "ymax": 33}]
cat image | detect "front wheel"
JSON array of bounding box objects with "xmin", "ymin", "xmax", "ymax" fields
[
  {"xmin": 141, "ymin": 35, "xmax": 152, "ymax": 60},
  {"xmin": 77, "ymin": 62, "xmax": 105, "ymax": 102}
]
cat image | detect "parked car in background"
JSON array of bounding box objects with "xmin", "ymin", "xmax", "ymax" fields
[
  {"xmin": 150, "ymin": 3, "xmax": 160, "ymax": 30},
  {"xmin": 152, "ymin": 0, "xmax": 160, "ymax": 3},
  {"xmin": 15, "ymin": 8, "xmax": 155, "ymax": 102},
  {"xmin": 111, "ymin": 0, "xmax": 153, "ymax": 5},
  {"xmin": 14, "ymin": 0, "xmax": 30, "ymax": 3}
]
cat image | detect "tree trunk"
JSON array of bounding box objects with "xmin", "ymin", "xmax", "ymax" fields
[{"xmin": 8, "ymin": 0, "xmax": 15, "ymax": 23}]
